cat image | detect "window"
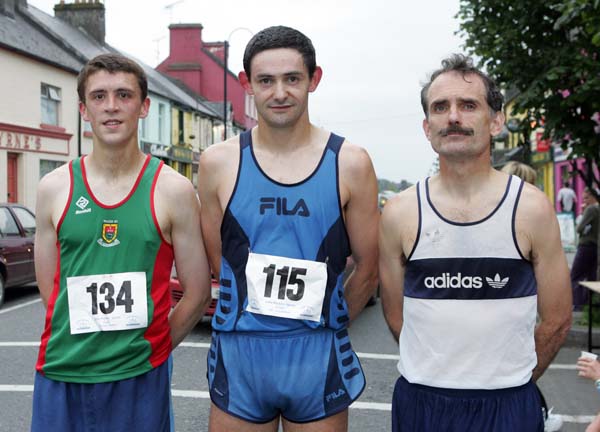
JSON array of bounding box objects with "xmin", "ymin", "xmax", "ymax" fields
[
  {"xmin": 158, "ymin": 103, "xmax": 165, "ymax": 143},
  {"xmin": 39, "ymin": 159, "xmax": 65, "ymax": 179},
  {"xmin": 41, "ymin": 83, "xmax": 61, "ymax": 125},
  {"xmin": 12, "ymin": 207, "xmax": 36, "ymax": 236},
  {"xmin": 178, "ymin": 110, "xmax": 184, "ymax": 144},
  {"xmin": 0, "ymin": 208, "xmax": 20, "ymax": 237},
  {"xmin": 140, "ymin": 117, "xmax": 147, "ymax": 139}
]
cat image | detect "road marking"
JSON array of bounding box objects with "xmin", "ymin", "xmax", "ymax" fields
[
  {"xmin": 0, "ymin": 341, "xmax": 584, "ymax": 372},
  {"xmin": 356, "ymin": 352, "xmax": 399, "ymax": 360},
  {"xmin": 548, "ymin": 364, "xmax": 577, "ymax": 370},
  {"xmin": 0, "ymin": 385, "xmax": 33, "ymax": 392},
  {"xmin": 0, "ymin": 342, "xmax": 39, "ymax": 347},
  {"xmin": 0, "ymin": 385, "xmax": 593, "ymax": 422},
  {"xmin": 180, "ymin": 342, "xmax": 211, "ymax": 349},
  {"xmin": 172, "ymin": 389, "xmax": 210, "ymax": 398},
  {"xmin": 0, "ymin": 298, "xmax": 41, "ymax": 315}
]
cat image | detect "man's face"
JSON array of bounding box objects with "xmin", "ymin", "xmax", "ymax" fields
[
  {"xmin": 79, "ymin": 70, "xmax": 149, "ymax": 147},
  {"xmin": 422, "ymin": 71, "xmax": 504, "ymax": 161},
  {"xmin": 240, "ymin": 48, "xmax": 321, "ymax": 129}
]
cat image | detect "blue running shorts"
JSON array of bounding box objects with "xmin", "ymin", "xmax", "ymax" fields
[
  {"xmin": 392, "ymin": 376, "xmax": 544, "ymax": 432},
  {"xmin": 207, "ymin": 327, "xmax": 365, "ymax": 423},
  {"xmin": 31, "ymin": 357, "xmax": 174, "ymax": 432}
]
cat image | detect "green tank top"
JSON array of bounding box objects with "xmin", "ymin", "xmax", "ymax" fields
[{"xmin": 36, "ymin": 155, "xmax": 174, "ymax": 383}]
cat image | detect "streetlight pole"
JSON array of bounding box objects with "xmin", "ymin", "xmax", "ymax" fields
[
  {"xmin": 223, "ymin": 40, "xmax": 228, "ymax": 140},
  {"xmin": 222, "ymin": 27, "xmax": 253, "ymax": 141}
]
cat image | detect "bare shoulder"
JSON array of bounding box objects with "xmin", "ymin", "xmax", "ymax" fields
[
  {"xmin": 36, "ymin": 163, "xmax": 71, "ymax": 221},
  {"xmin": 383, "ymin": 185, "xmax": 419, "ymax": 224},
  {"xmin": 155, "ymin": 163, "xmax": 197, "ymax": 202},
  {"xmin": 38, "ymin": 162, "xmax": 70, "ymax": 196},
  {"xmin": 199, "ymin": 137, "xmax": 240, "ymax": 171},
  {"xmin": 517, "ymin": 182, "xmax": 556, "ymax": 223},
  {"xmin": 338, "ymin": 140, "xmax": 374, "ymax": 178}
]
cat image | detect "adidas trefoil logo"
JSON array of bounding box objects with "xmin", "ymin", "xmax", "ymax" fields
[{"xmin": 485, "ymin": 273, "xmax": 509, "ymax": 289}]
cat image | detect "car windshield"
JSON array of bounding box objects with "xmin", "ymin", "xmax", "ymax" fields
[
  {"xmin": 0, "ymin": 207, "xmax": 21, "ymax": 237},
  {"xmin": 12, "ymin": 207, "xmax": 36, "ymax": 236}
]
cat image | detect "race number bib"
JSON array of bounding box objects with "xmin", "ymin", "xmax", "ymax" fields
[
  {"xmin": 66, "ymin": 272, "xmax": 148, "ymax": 334},
  {"xmin": 245, "ymin": 252, "xmax": 327, "ymax": 322}
]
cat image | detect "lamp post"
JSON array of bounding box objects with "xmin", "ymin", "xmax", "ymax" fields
[{"xmin": 223, "ymin": 27, "xmax": 253, "ymax": 140}]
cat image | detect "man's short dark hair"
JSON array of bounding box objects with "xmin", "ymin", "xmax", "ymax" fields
[
  {"xmin": 421, "ymin": 54, "xmax": 503, "ymax": 117},
  {"xmin": 77, "ymin": 53, "xmax": 148, "ymax": 103},
  {"xmin": 243, "ymin": 26, "xmax": 316, "ymax": 79}
]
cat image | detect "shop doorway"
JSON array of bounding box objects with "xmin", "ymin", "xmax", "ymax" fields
[{"xmin": 7, "ymin": 152, "xmax": 18, "ymax": 203}]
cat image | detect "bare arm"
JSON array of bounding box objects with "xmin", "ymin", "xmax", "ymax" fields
[
  {"xmin": 34, "ymin": 166, "xmax": 70, "ymax": 307},
  {"xmin": 156, "ymin": 168, "xmax": 211, "ymax": 348},
  {"xmin": 339, "ymin": 144, "xmax": 379, "ymax": 321},
  {"xmin": 197, "ymin": 141, "xmax": 239, "ymax": 279},
  {"xmin": 379, "ymin": 189, "xmax": 417, "ymax": 342},
  {"xmin": 518, "ymin": 185, "xmax": 572, "ymax": 381}
]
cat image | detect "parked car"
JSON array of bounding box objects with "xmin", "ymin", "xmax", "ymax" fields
[
  {"xmin": 0, "ymin": 203, "xmax": 36, "ymax": 307},
  {"xmin": 169, "ymin": 274, "xmax": 219, "ymax": 318}
]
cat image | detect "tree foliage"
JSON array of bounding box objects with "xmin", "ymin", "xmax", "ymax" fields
[{"xmin": 457, "ymin": 0, "xmax": 600, "ymax": 192}]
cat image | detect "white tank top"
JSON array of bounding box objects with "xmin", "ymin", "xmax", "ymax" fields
[{"xmin": 398, "ymin": 175, "xmax": 537, "ymax": 389}]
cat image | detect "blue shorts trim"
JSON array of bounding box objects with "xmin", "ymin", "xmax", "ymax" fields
[
  {"xmin": 391, "ymin": 376, "xmax": 544, "ymax": 432},
  {"xmin": 31, "ymin": 357, "xmax": 174, "ymax": 432},
  {"xmin": 207, "ymin": 327, "xmax": 365, "ymax": 423}
]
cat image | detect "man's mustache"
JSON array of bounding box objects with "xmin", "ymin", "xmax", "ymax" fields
[{"xmin": 440, "ymin": 126, "xmax": 474, "ymax": 136}]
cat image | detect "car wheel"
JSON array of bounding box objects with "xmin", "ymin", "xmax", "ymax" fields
[{"xmin": 0, "ymin": 275, "xmax": 4, "ymax": 308}]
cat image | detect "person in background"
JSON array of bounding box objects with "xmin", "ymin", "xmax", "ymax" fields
[
  {"xmin": 576, "ymin": 354, "xmax": 600, "ymax": 432},
  {"xmin": 501, "ymin": 161, "xmax": 537, "ymax": 185},
  {"xmin": 558, "ymin": 179, "xmax": 578, "ymax": 216},
  {"xmin": 571, "ymin": 188, "xmax": 599, "ymax": 310}
]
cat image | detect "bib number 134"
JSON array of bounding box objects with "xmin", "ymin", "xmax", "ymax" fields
[{"xmin": 67, "ymin": 272, "xmax": 148, "ymax": 334}]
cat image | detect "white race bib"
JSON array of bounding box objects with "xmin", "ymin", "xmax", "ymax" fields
[
  {"xmin": 66, "ymin": 272, "xmax": 148, "ymax": 334},
  {"xmin": 245, "ymin": 252, "xmax": 327, "ymax": 322}
]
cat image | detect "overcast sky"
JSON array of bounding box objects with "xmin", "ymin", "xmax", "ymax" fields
[{"xmin": 30, "ymin": 0, "xmax": 465, "ymax": 183}]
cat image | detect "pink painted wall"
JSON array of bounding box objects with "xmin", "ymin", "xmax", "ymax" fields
[
  {"xmin": 157, "ymin": 24, "xmax": 255, "ymax": 130},
  {"xmin": 555, "ymin": 157, "xmax": 599, "ymax": 216}
]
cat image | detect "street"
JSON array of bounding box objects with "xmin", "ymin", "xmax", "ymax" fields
[{"xmin": 0, "ymin": 285, "xmax": 598, "ymax": 432}]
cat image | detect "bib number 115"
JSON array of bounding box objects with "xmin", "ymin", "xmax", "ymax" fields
[{"xmin": 262, "ymin": 265, "xmax": 307, "ymax": 301}]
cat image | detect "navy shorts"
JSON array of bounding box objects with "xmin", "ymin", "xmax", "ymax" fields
[
  {"xmin": 392, "ymin": 376, "xmax": 544, "ymax": 432},
  {"xmin": 31, "ymin": 357, "xmax": 174, "ymax": 432},
  {"xmin": 207, "ymin": 327, "xmax": 365, "ymax": 423}
]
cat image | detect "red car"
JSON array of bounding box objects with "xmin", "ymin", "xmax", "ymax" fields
[
  {"xmin": 0, "ymin": 203, "xmax": 36, "ymax": 307},
  {"xmin": 169, "ymin": 275, "xmax": 219, "ymax": 317}
]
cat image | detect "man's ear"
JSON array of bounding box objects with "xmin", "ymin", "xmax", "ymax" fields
[
  {"xmin": 308, "ymin": 66, "xmax": 323, "ymax": 92},
  {"xmin": 79, "ymin": 101, "xmax": 89, "ymax": 121},
  {"xmin": 490, "ymin": 111, "xmax": 506, "ymax": 137},
  {"xmin": 239, "ymin": 71, "xmax": 254, "ymax": 95},
  {"xmin": 139, "ymin": 97, "xmax": 150, "ymax": 119},
  {"xmin": 422, "ymin": 117, "xmax": 432, "ymax": 141}
]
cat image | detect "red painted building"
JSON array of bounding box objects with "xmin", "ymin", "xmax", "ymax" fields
[{"xmin": 157, "ymin": 24, "xmax": 256, "ymax": 133}]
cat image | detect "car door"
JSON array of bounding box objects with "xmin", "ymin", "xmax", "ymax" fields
[
  {"xmin": 10, "ymin": 206, "xmax": 36, "ymax": 281},
  {"xmin": 0, "ymin": 206, "xmax": 30, "ymax": 287}
]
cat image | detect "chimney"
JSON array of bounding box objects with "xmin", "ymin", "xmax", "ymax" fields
[
  {"xmin": 54, "ymin": 0, "xmax": 105, "ymax": 44},
  {"xmin": 168, "ymin": 23, "xmax": 203, "ymax": 62},
  {"xmin": 0, "ymin": 0, "xmax": 16, "ymax": 17}
]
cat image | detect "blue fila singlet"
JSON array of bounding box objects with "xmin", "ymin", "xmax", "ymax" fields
[
  {"xmin": 399, "ymin": 175, "xmax": 537, "ymax": 389},
  {"xmin": 212, "ymin": 130, "xmax": 352, "ymax": 332}
]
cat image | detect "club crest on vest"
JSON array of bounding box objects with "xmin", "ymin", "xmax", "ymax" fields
[{"xmin": 98, "ymin": 221, "xmax": 120, "ymax": 247}]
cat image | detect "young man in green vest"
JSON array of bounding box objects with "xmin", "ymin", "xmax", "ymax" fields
[{"xmin": 32, "ymin": 53, "xmax": 212, "ymax": 432}]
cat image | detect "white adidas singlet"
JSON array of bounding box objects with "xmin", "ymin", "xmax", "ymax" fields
[{"xmin": 399, "ymin": 175, "xmax": 537, "ymax": 389}]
